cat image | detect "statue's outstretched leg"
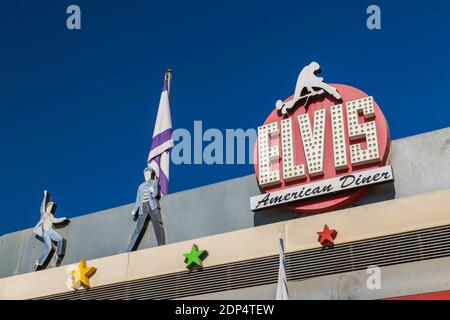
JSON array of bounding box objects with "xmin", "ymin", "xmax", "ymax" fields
[
  {"xmin": 150, "ymin": 208, "xmax": 165, "ymax": 246},
  {"xmin": 34, "ymin": 232, "xmax": 53, "ymax": 270},
  {"xmin": 127, "ymin": 208, "xmax": 150, "ymax": 252},
  {"xmin": 48, "ymin": 230, "xmax": 65, "ymax": 260}
]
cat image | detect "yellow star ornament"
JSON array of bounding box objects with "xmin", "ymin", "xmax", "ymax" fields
[{"xmin": 67, "ymin": 259, "xmax": 97, "ymax": 290}]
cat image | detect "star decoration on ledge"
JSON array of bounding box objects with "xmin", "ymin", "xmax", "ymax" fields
[
  {"xmin": 317, "ymin": 224, "xmax": 338, "ymax": 247},
  {"xmin": 183, "ymin": 244, "xmax": 207, "ymax": 269},
  {"xmin": 69, "ymin": 259, "xmax": 97, "ymax": 290}
]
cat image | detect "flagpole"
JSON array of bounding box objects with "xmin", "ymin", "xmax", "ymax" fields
[
  {"xmin": 276, "ymin": 229, "xmax": 289, "ymax": 300},
  {"xmin": 165, "ymin": 68, "xmax": 173, "ymax": 101}
]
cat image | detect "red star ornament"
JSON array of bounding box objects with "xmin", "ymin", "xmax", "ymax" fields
[{"xmin": 317, "ymin": 224, "xmax": 338, "ymax": 246}]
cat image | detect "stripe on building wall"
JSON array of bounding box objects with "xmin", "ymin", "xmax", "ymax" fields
[{"xmin": 37, "ymin": 224, "xmax": 450, "ymax": 300}]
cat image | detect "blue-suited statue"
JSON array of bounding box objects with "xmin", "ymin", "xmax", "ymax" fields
[
  {"xmin": 33, "ymin": 190, "xmax": 69, "ymax": 271},
  {"xmin": 127, "ymin": 167, "xmax": 166, "ymax": 251}
]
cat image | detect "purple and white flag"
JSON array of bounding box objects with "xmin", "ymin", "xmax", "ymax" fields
[{"xmin": 147, "ymin": 71, "xmax": 174, "ymax": 196}]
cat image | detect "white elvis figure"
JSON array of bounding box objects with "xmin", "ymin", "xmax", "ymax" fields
[
  {"xmin": 33, "ymin": 190, "xmax": 69, "ymax": 270},
  {"xmin": 276, "ymin": 61, "xmax": 342, "ymax": 115}
]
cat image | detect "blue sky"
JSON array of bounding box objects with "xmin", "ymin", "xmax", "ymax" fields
[{"xmin": 0, "ymin": 0, "xmax": 449, "ymax": 235}]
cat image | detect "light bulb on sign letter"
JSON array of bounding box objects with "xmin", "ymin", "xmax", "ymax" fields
[
  {"xmin": 346, "ymin": 97, "xmax": 381, "ymax": 166},
  {"xmin": 297, "ymin": 109, "xmax": 327, "ymax": 176},
  {"xmin": 331, "ymin": 104, "xmax": 349, "ymax": 170},
  {"xmin": 257, "ymin": 122, "xmax": 281, "ymax": 187},
  {"xmin": 281, "ymin": 118, "xmax": 306, "ymax": 182}
]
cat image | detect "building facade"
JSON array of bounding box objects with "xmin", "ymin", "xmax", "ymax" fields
[{"xmin": 0, "ymin": 127, "xmax": 450, "ymax": 299}]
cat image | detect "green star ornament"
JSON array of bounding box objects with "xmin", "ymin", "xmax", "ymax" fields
[{"xmin": 183, "ymin": 244, "xmax": 207, "ymax": 269}]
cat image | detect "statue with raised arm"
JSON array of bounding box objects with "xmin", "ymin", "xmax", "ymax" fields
[
  {"xmin": 127, "ymin": 167, "xmax": 166, "ymax": 252},
  {"xmin": 33, "ymin": 190, "xmax": 69, "ymax": 271}
]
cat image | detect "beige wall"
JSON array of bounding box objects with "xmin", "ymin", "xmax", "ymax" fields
[{"xmin": 1, "ymin": 188, "xmax": 450, "ymax": 300}]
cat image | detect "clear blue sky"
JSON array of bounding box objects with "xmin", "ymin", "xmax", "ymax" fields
[{"xmin": 0, "ymin": 0, "xmax": 449, "ymax": 235}]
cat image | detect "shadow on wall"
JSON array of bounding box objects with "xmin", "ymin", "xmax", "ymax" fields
[{"xmin": 253, "ymin": 205, "xmax": 300, "ymax": 226}]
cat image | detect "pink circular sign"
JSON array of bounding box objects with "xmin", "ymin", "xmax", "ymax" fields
[{"xmin": 253, "ymin": 84, "xmax": 391, "ymax": 214}]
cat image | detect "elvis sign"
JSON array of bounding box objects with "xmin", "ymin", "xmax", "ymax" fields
[{"xmin": 251, "ymin": 62, "xmax": 393, "ymax": 213}]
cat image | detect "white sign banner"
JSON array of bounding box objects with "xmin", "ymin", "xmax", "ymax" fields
[{"xmin": 250, "ymin": 165, "xmax": 394, "ymax": 211}]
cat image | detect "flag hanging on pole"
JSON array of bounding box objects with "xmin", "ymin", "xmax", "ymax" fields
[
  {"xmin": 147, "ymin": 69, "xmax": 174, "ymax": 196},
  {"xmin": 276, "ymin": 231, "xmax": 289, "ymax": 300}
]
